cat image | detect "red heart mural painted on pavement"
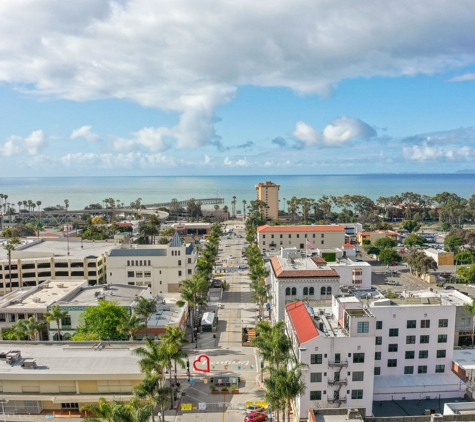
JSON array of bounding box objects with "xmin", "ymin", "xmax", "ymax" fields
[{"xmin": 193, "ymin": 354, "xmax": 210, "ymax": 373}]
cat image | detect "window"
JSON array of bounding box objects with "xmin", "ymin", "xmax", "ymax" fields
[
  {"xmin": 351, "ymin": 390, "xmax": 363, "ymax": 400},
  {"xmin": 407, "ymin": 320, "xmax": 416, "ymax": 329},
  {"xmin": 375, "ymin": 337, "xmax": 382, "ymax": 345},
  {"xmin": 418, "ymin": 365, "xmax": 427, "ymax": 374},
  {"xmin": 388, "ymin": 344, "xmax": 398, "ymax": 352},
  {"xmin": 352, "ymin": 371, "xmax": 364, "ymax": 381},
  {"xmin": 321, "ymin": 286, "xmax": 326, "ymax": 295},
  {"xmin": 178, "ymin": 271, "xmax": 182, "ymax": 276},
  {"xmin": 188, "ymin": 258, "xmax": 191, "ymax": 264},
  {"xmin": 357, "ymin": 322, "xmax": 369, "ymax": 333},
  {"xmin": 148, "ymin": 260, "xmax": 151, "ymax": 266},
  {"xmin": 289, "ymin": 234, "xmax": 291, "ymax": 238},
  {"xmin": 421, "ymin": 320, "xmax": 430, "ymax": 328},
  {"xmin": 285, "ymin": 287, "xmax": 290, "ymax": 296},
  {"xmin": 405, "ymin": 351, "xmax": 415, "ymax": 359},
  {"xmin": 144, "ymin": 271, "xmax": 151, "ymax": 278},
  {"xmin": 291, "ymin": 287, "xmax": 297, "ymax": 295},
  {"xmin": 311, "ymin": 354, "xmax": 323, "ymax": 364},
  {"xmin": 420, "ymin": 335, "xmax": 430, "ymax": 344},
  {"xmin": 406, "ymin": 335, "xmax": 416, "ymax": 344},
  {"xmin": 326, "ymin": 286, "xmax": 332, "ymax": 295},
  {"xmin": 387, "ymin": 359, "xmax": 397, "ymax": 367},
  {"xmin": 419, "ymin": 350, "xmax": 429, "ymax": 359},
  {"xmin": 374, "ymin": 367, "xmax": 381, "ymax": 375},
  {"xmin": 438, "ymin": 319, "xmax": 448, "ymax": 328},
  {"xmin": 435, "ymin": 365, "xmax": 445, "ymax": 373},
  {"xmin": 376, "ymin": 321, "xmax": 383, "ymax": 330},
  {"xmin": 438, "ymin": 334, "xmax": 447, "ymax": 343},
  {"xmin": 389, "ymin": 328, "xmax": 399, "ymax": 337},
  {"xmin": 135, "ymin": 271, "xmax": 143, "ymax": 278},
  {"xmin": 309, "ymin": 287, "xmax": 314, "ymax": 295},
  {"xmin": 271, "ymin": 235, "xmax": 274, "ymax": 238},
  {"xmin": 280, "ymin": 234, "xmax": 283, "ymax": 238},
  {"xmin": 310, "ymin": 391, "xmax": 322, "ymax": 400},
  {"xmin": 321, "ymin": 240, "xmax": 324, "ymax": 245},
  {"xmin": 436, "ymin": 350, "xmax": 446, "ymax": 358},
  {"xmin": 61, "ymin": 315, "xmax": 71, "ymax": 326},
  {"xmin": 353, "ymin": 353, "xmax": 365, "ymax": 363},
  {"xmin": 310, "ymin": 373, "xmax": 322, "ymax": 382},
  {"xmin": 178, "ymin": 260, "xmax": 182, "ymax": 266},
  {"xmin": 127, "ymin": 260, "xmax": 130, "ymax": 266},
  {"xmin": 375, "ymin": 352, "xmax": 381, "ymax": 360},
  {"xmin": 321, "ymin": 234, "xmax": 325, "ymax": 238},
  {"xmin": 303, "ymin": 287, "xmax": 309, "ymax": 295},
  {"xmin": 404, "ymin": 366, "xmax": 414, "ymax": 374},
  {"xmin": 127, "ymin": 271, "xmax": 134, "ymax": 278},
  {"xmin": 188, "ymin": 269, "xmax": 192, "ymax": 275}
]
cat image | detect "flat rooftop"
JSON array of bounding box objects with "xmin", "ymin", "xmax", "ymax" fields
[
  {"xmin": 453, "ymin": 349, "xmax": 475, "ymax": 370},
  {"xmin": 146, "ymin": 293, "xmax": 186, "ymax": 328},
  {"xmin": 0, "ymin": 239, "xmax": 117, "ymax": 261},
  {"xmin": 56, "ymin": 284, "xmax": 149, "ymax": 307},
  {"xmin": 0, "ymin": 342, "xmax": 142, "ymax": 378},
  {"xmin": 271, "ymin": 255, "xmax": 340, "ymax": 278},
  {"xmin": 0, "ymin": 280, "xmax": 89, "ymax": 310}
]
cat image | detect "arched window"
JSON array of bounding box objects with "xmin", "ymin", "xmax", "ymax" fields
[
  {"xmin": 321, "ymin": 286, "xmax": 326, "ymax": 295},
  {"xmin": 326, "ymin": 286, "xmax": 332, "ymax": 295},
  {"xmin": 309, "ymin": 287, "xmax": 314, "ymax": 295},
  {"xmin": 303, "ymin": 287, "xmax": 308, "ymax": 295},
  {"xmin": 291, "ymin": 287, "xmax": 297, "ymax": 295},
  {"xmin": 285, "ymin": 287, "xmax": 290, "ymax": 296}
]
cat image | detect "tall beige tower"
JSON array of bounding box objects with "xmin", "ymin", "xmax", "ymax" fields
[{"xmin": 255, "ymin": 180, "xmax": 280, "ymax": 220}]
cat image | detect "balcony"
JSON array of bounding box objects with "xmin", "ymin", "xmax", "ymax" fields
[
  {"xmin": 328, "ymin": 360, "xmax": 348, "ymax": 367},
  {"xmin": 327, "ymin": 378, "xmax": 348, "ymax": 386},
  {"xmin": 327, "ymin": 396, "xmax": 347, "ymax": 404}
]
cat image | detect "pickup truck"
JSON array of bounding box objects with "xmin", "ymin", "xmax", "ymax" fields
[{"xmin": 385, "ymin": 280, "xmax": 399, "ymax": 286}]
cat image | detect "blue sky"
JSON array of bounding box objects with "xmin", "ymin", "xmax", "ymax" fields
[{"xmin": 1, "ymin": 0, "xmax": 475, "ymax": 176}]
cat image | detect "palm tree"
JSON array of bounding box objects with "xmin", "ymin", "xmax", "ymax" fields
[
  {"xmin": 464, "ymin": 299, "xmax": 475, "ymax": 348},
  {"xmin": 134, "ymin": 337, "xmax": 165, "ymax": 377},
  {"xmin": 113, "ymin": 397, "xmax": 153, "ymax": 422},
  {"xmin": 231, "ymin": 196, "xmax": 237, "ymax": 218},
  {"xmin": 251, "ymin": 280, "xmax": 272, "ymax": 321},
  {"xmin": 160, "ymin": 326, "xmax": 189, "ymax": 384},
  {"xmin": 81, "ymin": 397, "xmax": 117, "ymax": 422},
  {"xmin": 133, "ymin": 373, "xmax": 171, "ymax": 422},
  {"xmin": 4, "ymin": 236, "xmax": 20, "ymax": 292},
  {"xmin": 117, "ymin": 314, "xmax": 145, "ymax": 340},
  {"xmin": 158, "ymin": 341, "xmax": 187, "ymax": 408},
  {"xmin": 14, "ymin": 317, "xmax": 46, "ymax": 341},
  {"xmin": 242, "ymin": 200, "xmax": 247, "ymax": 219},
  {"xmin": 44, "ymin": 305, "xmax": 69, "ymax": 341},
  {"xmin": 132, "ymin": 297, "xmax": 157, "ymax": 338}
]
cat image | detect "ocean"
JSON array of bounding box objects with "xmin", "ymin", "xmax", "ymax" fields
[{"xmin": 0, "ymin": 174, "xmax": 474, "ymax": 211}]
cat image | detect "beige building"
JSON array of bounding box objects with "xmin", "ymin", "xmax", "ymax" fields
[
  {"xmin": 0, "ymin": 342, "xmax": 145, "ymax": 416},
  {"xmin": 0, "ymin": 239, "xmax": 115, "ymax": 295},
  {"xmin": 255, "ymin": 181, "xmax": 280, "ymax": 220},
  {"xmin": 356, "ymin": 230, "xmax": 398, "ymax": 245},
  {"xmin": 257, "ymin": 224, "xmax": 346, "ymax": 251},
  {"xmin": 107, "ymin": 233, "xmax": 197, "ymax": 295}
]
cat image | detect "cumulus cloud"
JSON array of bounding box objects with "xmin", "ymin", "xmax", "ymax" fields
[
  {"xmin": 403, "ymin": 142, "xmax": 475, "ymax": 162},
  {"xmin": 292, "ymin": 116, "xmax": 376, "ymax": 147},
  {"xmin": 271, "ymin": 137, "xmax": 288, "ymax": 148},
  {"xmin": 112, "ymin": 127, "xmax": 171, "ymax": 153},
  {"xmin": 2, "ymin": 130, "xmax": 47, "ymax": 156},
  {"xmin": 447, "ymin": 73, "xmax": 475, "ymax": 82},
  {"xmin": 70, "ymin": 126, "xmax": 101, "ymax": 143},
  {"xmin": 1, "ymin": 1, "xmax": 475, "ymax": 149},
  {"xmin": 223, "ymin": 157, "xmax": 250, "ymax": 167},
  {"xmin": 204, "ymin": 154, "xmax": 211, "ymax": 164},
  {"xmin": 60, "ymin": 152, "xmax": 180, "ymax": 169}
]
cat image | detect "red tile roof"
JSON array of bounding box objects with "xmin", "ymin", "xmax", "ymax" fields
[
  {"xmin": 343, "ymin": 243, "xmax": 354, "ymax": 248},
  {"xmin": 311, "ymin": 257, "xmax": 327, "ymax": 265},
  {"xmin": 286, "ymin": 301, "xmax": 319, "ymax": 345},
  {"xmin": 258, "ymin": 224, "xmax": 345, "ymax": 233},
  {"xmin": 270, "ymin": 256, "xmax": 339, "ymax": 278}
]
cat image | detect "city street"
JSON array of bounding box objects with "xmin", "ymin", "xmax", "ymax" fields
[{"xmin": 167, "ymin": 222, "xmax": 266, "ymax": 422}]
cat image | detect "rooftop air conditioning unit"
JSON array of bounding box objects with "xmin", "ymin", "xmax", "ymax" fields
[{"xmin": 57, "ymin": 283, "xmax": 64, "ymax": 288}]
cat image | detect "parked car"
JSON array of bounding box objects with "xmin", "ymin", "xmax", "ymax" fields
[
  {"xmin": 244, "ymin": 412, "xmax": 267, "ymax": 422},
  {"xmin": 469, "ymin": 284, "xmax": 475, "ymax": 288},
  {"xmin": 246, "ymin": 406, "xmax": 266, "ymax": 414},
  {"xmin": 385, "ymin": 280, "xmax": 399, "ymax": 286},
  {"xmin": 444, "ymin": 285, "xmax": 455, "ymax": 290},
  {"xmin": 229, "ymin": 255, "xmax": 233, "ymax": 258}
]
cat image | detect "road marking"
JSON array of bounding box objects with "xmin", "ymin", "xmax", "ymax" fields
[{"xmin": 226, "ymin": 270, "xmax": 235, "ymax": 347}]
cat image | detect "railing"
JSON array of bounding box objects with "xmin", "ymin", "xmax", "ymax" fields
[
  {"xmin": 327, "ymin": 396, "xmax": 347, "ymax": 403},
  {"xmin": 328, "ymin": 360, "xmax": 348, "ymax": 367},
  {"xmin": 327, "ymin": 378, "xmax": 348, "ymax": 386}
]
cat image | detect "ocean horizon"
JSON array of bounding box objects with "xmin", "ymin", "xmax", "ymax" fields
[{"xmin": 0, "ymin": 173, "xmax": 473, "ymax": 211}]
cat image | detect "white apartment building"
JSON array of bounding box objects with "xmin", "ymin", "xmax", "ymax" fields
[
  {"xmin": 0, "ymin": 239, "xmax": 114, "ymax": 294},
  {"xmin": 257, "ymin": 225, "xmax": 346, "ymax": 252},
  {"xmin": 327, "ymin": 259, "xmax": 371, "ymax": 289},
  {"xmin": 268, "ymin": 250, "xmax": 340, "ymax": 322},
  {"xmin": 107, "ymin": 233, "xmax": 197, "ymax": 295},
  {"xmin": 285, "ymin": 300, "xmax": 375, "ymax": 418}
]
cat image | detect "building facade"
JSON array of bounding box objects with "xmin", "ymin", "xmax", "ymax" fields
[
  {"xmin": 107, "ymin": 233, "xmax": 197, "ymax": 295},
  {"xmin": 257, "ymin": 225, "xmax": 346, "ymax": 252},
  {"xmin": 255, "ymin": 181, "xmax": 280, "ymax": 221}
]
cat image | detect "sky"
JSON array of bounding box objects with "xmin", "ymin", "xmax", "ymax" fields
[{"xmin": 1, "ymin": 0, "xmax": 475, "ymax": 176}]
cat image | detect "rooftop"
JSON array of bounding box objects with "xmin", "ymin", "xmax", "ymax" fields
[
  {"xmin": 0, "ymin": 342, "xmax": 142, "ymax": 378},
  {"xmin": 286, "ymin": 301, "xmax": 319, "ymax": 345},
  {"xmin": 453, "ymin": 349, "xmax": 475, "ymax": 370},
  {"xmin": 145, "ymin": 293, "xmax": 187, "ymax": 329},
  {"xmin": 270, "ymin": 255, "xmax": 340, "ymax": 278},
  {"xmin": 0, "ymin": 280, "xmax": 89, "ymax": 310},
  {"xmin": 258, "ymin": 224, "xmax": 345, "ymax": 233},
  {"xmin": 55, "ymin": 284, "xmax": 150, "ymax": 307},
  {"xmin": 0, "ymin": 239, "xmax": 116, "ymax": 261}
]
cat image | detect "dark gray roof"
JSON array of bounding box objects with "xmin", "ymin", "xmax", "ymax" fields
[
  {"xmin": 170, "ymin": 232, "xmax": 182, "ymax": 248},
  {"xmin": 109, "ymin": 249, "xmax": 167, "ymax": 257}
]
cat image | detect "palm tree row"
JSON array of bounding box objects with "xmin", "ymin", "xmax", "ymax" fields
[{"xmin": 251, "ymin": 321, "xmax": 306, "ymax": 422}]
